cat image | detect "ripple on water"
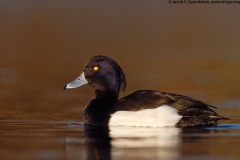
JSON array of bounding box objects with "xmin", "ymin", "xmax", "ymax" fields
[
  {"xmin": 207, "ymin": 124, "xmax": 240, "ymax": 130},
  {"xmin": 203, "ymin": 124, "xmax": 240, "ymax": 137}
]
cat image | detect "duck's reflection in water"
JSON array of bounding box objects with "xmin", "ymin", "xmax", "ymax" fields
[
  {"xmin": 110, "ymin": 126, "xmax": 181, "ymax": 160},
  {"xmin": 65, "ymin": 125, "xmax": 111, "ymax": 160},
  {"xmin": 84, "ymin": 125, "xmax": 111, "ymax": 160},
  {"xmin": 65, "ymin": 124, "xmax": 185, "ymax": 160}
]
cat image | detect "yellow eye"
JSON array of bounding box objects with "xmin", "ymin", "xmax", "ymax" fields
[{"xmin": 93, "ymin": 66, "xmax": 99, "ymax": 71}]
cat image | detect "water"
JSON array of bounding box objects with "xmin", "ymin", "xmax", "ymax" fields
[
  {"xmin": 1, "ymin": 120, "xmax": 240, "ymax": 160},
  {"xmin": 1, "ymin": 1, "xmax": 240, "ymax": 160}
]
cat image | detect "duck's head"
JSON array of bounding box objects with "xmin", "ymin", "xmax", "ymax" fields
[{"xmin": 64, "ymin": 55, "xmax": 127, "ymax": 100}]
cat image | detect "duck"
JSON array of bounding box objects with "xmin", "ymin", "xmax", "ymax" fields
[{"xmin": 64, "ymin": 55, "xmax": 228, "ymax": 127}]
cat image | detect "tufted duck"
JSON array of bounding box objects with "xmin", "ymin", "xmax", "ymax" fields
[{"xmin": 64, "ymin": 55, "xmax": 228, "ymax": 127}]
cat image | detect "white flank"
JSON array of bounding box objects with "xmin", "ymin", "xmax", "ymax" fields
[{"xmin": 109, "ymin": 105, "xmax": 182, "ymax": 127}]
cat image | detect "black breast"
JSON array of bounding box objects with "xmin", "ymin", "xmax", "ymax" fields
[{"xmin": 83, "ymin": 98, "xmax": 115, "ymax": 125}]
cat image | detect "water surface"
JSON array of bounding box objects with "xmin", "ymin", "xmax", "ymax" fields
[{"xmin": 1, "ymin": 120, "xmax": 240, "ymax": 160}]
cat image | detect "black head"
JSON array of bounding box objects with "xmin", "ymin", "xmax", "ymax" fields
[{"xmin": 64, "ymin": 55, "xmax": 127, "ymax": 100}]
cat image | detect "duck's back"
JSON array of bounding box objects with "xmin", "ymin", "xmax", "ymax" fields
[{"xmin": 113, "ymin": 90, "xmax": 226, "ymax": 127}]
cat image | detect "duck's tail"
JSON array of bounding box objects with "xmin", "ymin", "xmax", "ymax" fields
[{"xmin": 176, "ymin": 115, "xmax": 230, "ymax": 127}]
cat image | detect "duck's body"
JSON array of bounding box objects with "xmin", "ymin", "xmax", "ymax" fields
[
  {"xmin": 112, "ymin": 90, "xmax": 223, "ymax": 127},
  {"xmin": 64, "ymin": 55, "xmax": 227, "ymax": 127}
]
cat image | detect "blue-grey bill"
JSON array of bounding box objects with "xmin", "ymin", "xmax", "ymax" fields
[{"xmin": 64, "ymin": 72, "xmax": 88, "ymax": 89}]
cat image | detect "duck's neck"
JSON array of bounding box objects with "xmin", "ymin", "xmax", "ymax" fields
[
  {"xmin": 95, "ymin": 88, "xmax": 119, "ymax": 104},
  {"xmin": 84, "ymin": 88, "xmax": 119, "ymax": 125}
]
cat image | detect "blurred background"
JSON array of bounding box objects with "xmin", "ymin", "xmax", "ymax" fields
[{"xmin": 1, "ymin": 0, "xmax": 240, "ymax": 121}]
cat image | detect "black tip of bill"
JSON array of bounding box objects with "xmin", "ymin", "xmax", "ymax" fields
[{"xmin": 63, "ymin": 84, "xmax": 67, "ymax": 89}]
